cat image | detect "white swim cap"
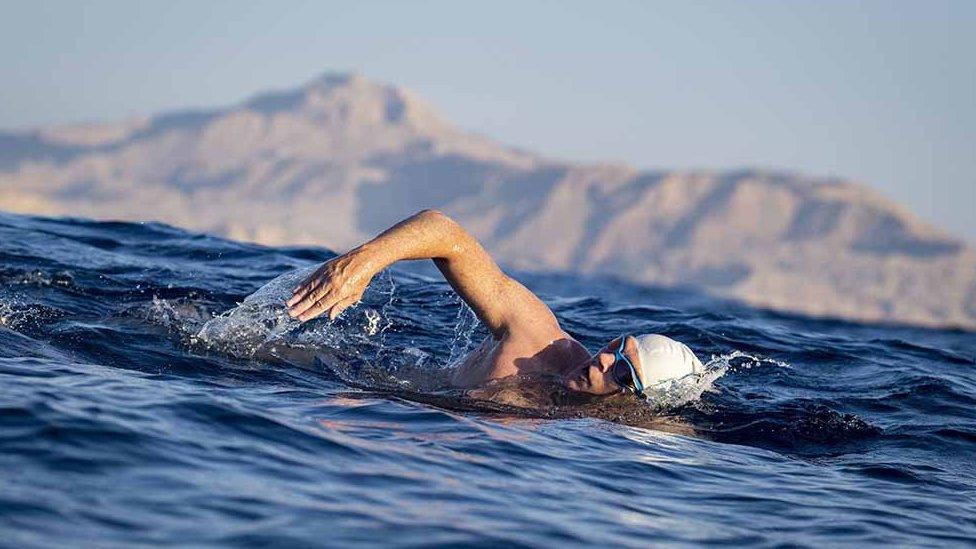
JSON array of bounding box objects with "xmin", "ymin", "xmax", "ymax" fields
[{"xmin": 633, "ymin": 334, "xmax": 704, "ymax": 386}]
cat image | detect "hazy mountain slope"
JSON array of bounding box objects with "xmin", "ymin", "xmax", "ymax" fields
[{"xmin": 1, "ymin": 72, "xmax": 973, "ymax": 329}]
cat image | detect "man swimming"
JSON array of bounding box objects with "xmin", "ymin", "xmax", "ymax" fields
[{"xmin": 287, "ymin": 210, "xmax": 703, "ymax": 401}]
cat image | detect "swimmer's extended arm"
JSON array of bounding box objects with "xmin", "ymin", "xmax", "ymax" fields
[{"xmin": 287, "ymin": 209, "xmax": 561, "ymax": 339}]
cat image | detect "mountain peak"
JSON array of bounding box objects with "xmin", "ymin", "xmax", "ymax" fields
[
  {"xmin": 305, "ymin": 70, "xmax": 368, "ymax": 89},
  {"xmin": 240, "ymin": 71, "xmax": 447, "ymax": 135}
]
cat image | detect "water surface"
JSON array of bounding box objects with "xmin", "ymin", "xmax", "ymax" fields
[{"xmin": 1, "ymin": 212, "xmax": 974, "ymax": 546}]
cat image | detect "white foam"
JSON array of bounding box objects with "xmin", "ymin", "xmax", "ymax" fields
[{"xmin": 191, "ymin": 265, "xmax": 395, "ymax": 360}]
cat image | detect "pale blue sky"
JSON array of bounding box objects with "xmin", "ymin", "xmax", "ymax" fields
[{"xmin": 2, "ymin": 0, "xmax": 973, "ymax": 239}]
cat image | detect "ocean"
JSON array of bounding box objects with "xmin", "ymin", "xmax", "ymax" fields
[{"xmin": 1, "ymin": 211, "xmax": 974, "ymax": 547}]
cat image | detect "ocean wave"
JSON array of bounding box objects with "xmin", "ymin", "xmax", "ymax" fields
[{"xmin": 2, "ymin": 212, "xmax": 975, "ymax": 546}]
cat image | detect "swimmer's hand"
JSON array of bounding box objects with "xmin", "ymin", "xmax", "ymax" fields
[{"xmin": 287, "ymin": 250, "xmax": 376, "ymax": 322}]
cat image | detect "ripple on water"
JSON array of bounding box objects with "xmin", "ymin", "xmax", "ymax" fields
[{"xmin": 1, "ymin": 212, "xmax": 974, "ymax": 546}]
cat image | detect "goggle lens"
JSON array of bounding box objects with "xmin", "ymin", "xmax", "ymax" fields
[
  {"xmin": 611, "ymin": 335, "xmax": 644, "ymax": 396},
  {"xmin": 612, "ymin": 359, "xmax": 635, "ymax": 389}
]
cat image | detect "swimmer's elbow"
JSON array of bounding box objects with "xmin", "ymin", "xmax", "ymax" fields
[
  {"xmin": 417, "ymin": 209, "xmax": 471, "ymax": 240},
  {"xmin": 413, "ymin": 208, "xmax": 489, "ymax": 265},
  {"xmin": 417, "ymin": 208, "xmax": 449, "ymax": 222}
]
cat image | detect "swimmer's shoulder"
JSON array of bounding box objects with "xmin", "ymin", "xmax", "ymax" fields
[
  {"xmin": 544, "ymin": 331, "xmax": 589, "ymax": 375},
  {"xmin": 495, "ymin": 328, "xmax": 587, "ymax": 378},
  {"xmin": 450, "ymin": 329, "xmax": 584, "ymax": 388}
]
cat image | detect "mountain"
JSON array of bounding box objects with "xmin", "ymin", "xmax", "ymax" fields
[{"xmin": 2, "ymin": 72, "xmax": 974, "ymax": 329}]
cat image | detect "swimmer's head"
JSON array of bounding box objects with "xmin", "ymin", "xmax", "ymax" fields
[{"xmin": 563, "ymin": 334, "xmax": 703, "ymax": 397}]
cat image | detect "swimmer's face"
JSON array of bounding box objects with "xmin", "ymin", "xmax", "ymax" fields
[{"xmin": 564, "ymin": 336, "xmax": 643, "ymax": 395}]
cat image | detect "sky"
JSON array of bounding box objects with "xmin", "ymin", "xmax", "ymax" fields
[{"xmin": 2, "ymin": 0, "xmax": 974, "ymax": 239}]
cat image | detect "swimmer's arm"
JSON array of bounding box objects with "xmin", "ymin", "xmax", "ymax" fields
[{"xmin": 288, "ymin": 209, "xmax": 561, "ymax": 340}]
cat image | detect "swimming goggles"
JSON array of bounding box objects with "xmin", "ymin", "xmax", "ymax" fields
[{"xmin": 610, "ymin": 334, "xmax": 645, "ymax": 397}]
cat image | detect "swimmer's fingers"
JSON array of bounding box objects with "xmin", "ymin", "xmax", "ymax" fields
[
  {"xmin": 288, "ymin": 281, "xmax": 335, "ymax": 318},
  {"xmin": 295, "ymin": 286, "xmax": 362, "ymax": 322},
  {"xmin": 288, "ymin": 282, "xmax": 315, "ymax": 308},
  {"xmin": 287, "ymin": 282, "xmax": 320, "ymax": 314},
  {"xmin": 288, "ymin": 265, "xmax": 343, "ymax": 315},
  {"xmin": 287, "ymin": 285, "xmax": 311, "ymax": 308},
  {"xmin": 287, "ymin": 254, "xmax": 374, "ymax": 320},
  {"xmin": 288, "ymin": 279, "xmax": 331, "ymax": 311},
  {"xmin": 288, "ymin": 263, "xmax": 333, "ymax": 306},
  {"xmin": 287, "ymin": 282, "xmax": 314, "ymax": 306},
  {"xmin": 327, "ymin": 296, "xmax": 359, "ymax": 321},
  {"xmin": 292, "ymin": 287, "xmax": 341, "ymax": 321},
  {"xmin": 292, "ymin": 300, "xmax": 331, "ymax": 322}
]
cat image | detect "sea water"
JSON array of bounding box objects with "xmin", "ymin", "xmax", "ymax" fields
[{"xmin": 1, "ymin": 212, "xmax": 974, "ymax": 546}]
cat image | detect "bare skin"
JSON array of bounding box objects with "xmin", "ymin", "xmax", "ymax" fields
[{"xmin": 287, "ymin": 210, "xmax": 647, "ymax": 397}]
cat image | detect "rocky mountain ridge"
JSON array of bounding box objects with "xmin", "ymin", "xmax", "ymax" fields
[{"xmin": 2, "ymin": 72, "xmax": 973, "ymax": 329}]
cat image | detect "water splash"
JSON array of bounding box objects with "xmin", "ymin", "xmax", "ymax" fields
[
  {"xmin": 193, "ymin": 264, "xmax": 325, "ymax": 357},
  {"xmin": 718, "ymin": 349, "xmax": 792, "ymax": 371},
  {"xmin": 2, "ymin": 269, "xmax": 76, "ymax": 288},
  {"xmin": 128, "ymin": 295, "xmax": 214, "ymax": 334},
  {"xmin": 0, "ymin": 295, "xmax": 63, "ymax": 331},
  {"xmin": 642, "ymin": 356, "xmax": 730, "ymax": 411},
  {"xmin": 191, "ymin": 264, "xmax": 402, "ymax": 361},
  {"xmin": 0, "ymin": 298, "xmax": 20, "ymax": 329},
  {"xmin": 375, "ymin": 269, "xmax": 396, "ymax": 338},
  {"xmin": 446, "ymin": 295, "xmax": 480, "ymax": 366}
]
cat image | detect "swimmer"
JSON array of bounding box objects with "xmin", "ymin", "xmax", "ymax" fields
[{"xmin": 286, "ymin": 210, "xmax": 703, "ymax": 400}]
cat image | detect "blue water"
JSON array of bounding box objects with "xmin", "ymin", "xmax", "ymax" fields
[{"xmin": 1, "ymin": 212, "xmax": 974, "ymax": 547}]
